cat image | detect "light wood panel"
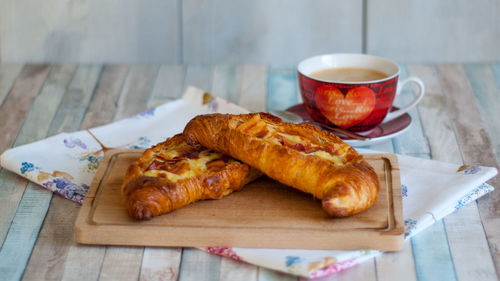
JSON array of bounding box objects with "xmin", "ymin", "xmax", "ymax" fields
[
  {"xmin": 0, "ymin": 0, "xmax": 180, "ymax": 63},
  {"xmin": 182, "ymin": 0, "xmax": 363, "ymax": 66},
  {"xmin": 366, "ymin": 0, "xmax": 500, "ymax": 62}
]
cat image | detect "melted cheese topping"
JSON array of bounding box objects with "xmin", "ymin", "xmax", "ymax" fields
[
  {"xmin": 239, "ymin": 116, "xmax": 346, "ymax": 165},
  {"xmin": 310, "ymin": 150, "xmax": 344, "ymax": 165},
  {"xmin": 144, "ymin": 151, "xmax": 222, "ymax": 182}
]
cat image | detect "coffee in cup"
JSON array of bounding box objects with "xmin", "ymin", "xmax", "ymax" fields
[{"xmin": 297, "ymin": 54, "xmax": 425, "ymax": 132}]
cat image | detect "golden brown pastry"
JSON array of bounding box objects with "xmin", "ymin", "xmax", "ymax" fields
[
  {"xmin": 121, "ymin": 134, "xmax": 261, "ymax": 220},
  {"xmin": 183, "ymin": 113, "xmax": 380, "ymax": 217}
]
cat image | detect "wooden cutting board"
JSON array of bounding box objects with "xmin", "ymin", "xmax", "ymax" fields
[{"xmin": 75, "ymin": 150, "xmax": 404, "ymax": 251}]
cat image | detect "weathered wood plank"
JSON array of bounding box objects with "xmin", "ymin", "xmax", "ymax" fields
[
  {"xmin": 464, "ymin": 64, "xmax": 500, "ymax": 163},
  {"xmin": 22, "ymin": 65, "xmax": 102, "ymax": 281},
  {"xmin": 491, "ymin": 63, "xmax": 500, "ymax": 88},
  {"xmin": 114, "ymin": 65, "xmax": 158, "ymax": 120},
  {"xmin": 96, "ymin": 65, "xmax": 159, "ymax": 281},
  {"xmin": 411, "ymin": 222, "xmax": 457, "ymax": 281},
  {"xmin": 407, "ymin": 64, "xmax": 496, "ymax": 281},
  {"xmin": 99, "ymin": 247, "xmax": 143, "ymax": 280},
  {"xmin": 391, "ymin": 64, "xmax": 455, "ymax": 281},
  {"xmin": 140, "ymin": 248, "xmax": 182, "ymax": 281},
  {"xmin": 0, "ymin": 64, "xmax": 58, "ymax": 246},
  {"xmin": 59, "ymin": 65, "xmax": 129, "ymax": 281},
  {"xmin": 444, "ymin": 204, "xmax": 498, "ymax": 281},
  {"xmin": 391, "ymin": 65, "xmax": 430, "ymax": 157},
  {"xmin": 376, "ymin": 241, "xmax": 417, "ymax": 281},
  {"xmin": 366, "ymin": 110, "xmax": 417, "ymax": 281},
  {"xmin": 139, "ymin": 64, "xmax": 187, "ymax": 281},
  {"xmin": 219, "ymin": 258, "xmax": 258, "ymax": 281},
  {"xmin": 0, "ymin": 65, "xmax": 50, "ymax": 152},
  {"xmin": 211, "ymin": 65, "xmax": 242, "ymax": 104},
  {"xmin": 438, "ymin": 64, "xmax": 500, "ymax": 278},
  {"xmin": 239, "ymin": 65, "xmax": 267, "ymax": 112},
  {"xmin": 0, "ymin": 64, "xmax": 77, "ymax": 281},
  {"xmin": 267, "ymin": 67, "xmax": 298, "ymax": 111},
  {"xmin": 375, "ymin": 64, "xmax": 452, "ymax": 281},
  {"xmin": 80, "ymin": 65, "xmax": 129, "ymax": 129},
  {"xmin": 259, "ymin": 268, "xmax": 297, "ymax": 281},
  {"xmin": 47, "ymin": 65, "xmax": 103, "ymax": 134},
  {"xmin": 182, "ymin": 65, "xmax": 214, "ymax": 93},
  {"xmin": 178, "ymin": 249, "xmax": 221, "ymax": 281},
  {"xmin": 0, "ymin": 64, "xmax": 23, "ymax": 106},
  {"xmin": 148, "ymin": 65, "xmax": 185, "ymax": 108},
  {"xmin": 60, "ymin": 245, "xmax": 106, "ymax": 281}
]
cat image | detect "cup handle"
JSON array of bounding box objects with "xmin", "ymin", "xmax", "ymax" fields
[{"xmin": 383, "ymin": 77, "xmax": 425, "ymax": 123}]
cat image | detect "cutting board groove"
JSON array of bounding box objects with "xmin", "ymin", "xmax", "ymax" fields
[{"xmin": 75, "ymin": 150, "xmax": 404, "ymax": 251}]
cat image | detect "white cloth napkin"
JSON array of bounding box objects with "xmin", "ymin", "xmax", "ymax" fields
[{"xmin": 0, "ymin": 86, "xmax": 497, "ymax": 279}]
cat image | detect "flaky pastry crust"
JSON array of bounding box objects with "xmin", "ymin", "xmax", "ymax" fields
[
  {"xmin": 183, "ymin": 113, "xmax": 380, "ymax": 217},
  {"xmin": 121, "ymin": 134, "xmax": 261, "ymax": 220}
]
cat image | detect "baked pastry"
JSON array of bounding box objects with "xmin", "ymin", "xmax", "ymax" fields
[
  {"xmin": 121, "ymin": 134, "xmax": 261, "ymax": 220},
  {"xmin": 183, "ymin": 113, "xmax": 380, "ymax": 217}
]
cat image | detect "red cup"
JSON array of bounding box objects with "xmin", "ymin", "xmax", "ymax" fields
[{"xmin": 298, "ymin": 54, "xmax": 425, "ymax": 132}]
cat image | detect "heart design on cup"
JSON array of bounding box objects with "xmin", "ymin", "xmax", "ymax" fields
[{"xmin": 315, "ymin": 85, "xmax": 376, "ymax": 128}]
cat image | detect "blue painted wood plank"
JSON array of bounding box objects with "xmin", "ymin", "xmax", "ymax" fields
[
  {"xmin": 178, "ymin": 249, "xmax": 221, "ymax": 281},
  {"xmin": 0, "ymin": 183, "xmax": 53, "ymax": 280},
  {"xmin": 266, "ymin": 67, "xmax": 298, "ymax": 112},
  {"xmin": 20, "ymin": 65, "xmax": 103, "ymax": 281},
  {"xmin": 48, "ymin": 65, "xmax": 103, "ymax": 135},
  {"xmin": 463, "ymin": 63, "xmax": 500, "ymax": 163},
  {"xmin": 183, "ymin": 65, "xmax": 214, "ymax": 93},
  {"xmin": 211, "ymin": 65, "xmax": 241, "ymax": 104},
  {"xmin": 0, "ymin": 65, "xmax": 51, "ymax": 246},
  {"xmin": 392, "ymin": 64, "xmax": 430, "ymax": 156},
  {"xmin": 411, "ymin": 221, "xmax": 457, "ymax": 281},
  {"xmin": 0, "ymin": 65, "xmax": 77, "ymax": 280},
  {"xmin": 491, "ymin": 63, "xmax": 500, "ymax": 89}
]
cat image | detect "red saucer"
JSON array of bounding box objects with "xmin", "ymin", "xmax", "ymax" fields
[{"xmin": 286, "ymin": 104, "xmax": 411, "ymax": 141}]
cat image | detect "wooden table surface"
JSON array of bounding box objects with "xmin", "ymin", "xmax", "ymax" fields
[{"xmin": 0, "ymin": 63, "xmax": 499, "ymax": 281}]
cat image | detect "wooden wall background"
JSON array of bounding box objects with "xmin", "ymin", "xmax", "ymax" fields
[{"xmin": 0, "ymin": 0, "xmax": 499, "ymax": 66}]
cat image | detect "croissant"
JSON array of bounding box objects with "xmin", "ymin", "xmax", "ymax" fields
[
  {"xmin": 121, "ymin": 134, "xmax": 261, "ymax": 220},
  {"xmin": 183, "ymin": 113, "xmax": 380, "ymax": 217}
]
